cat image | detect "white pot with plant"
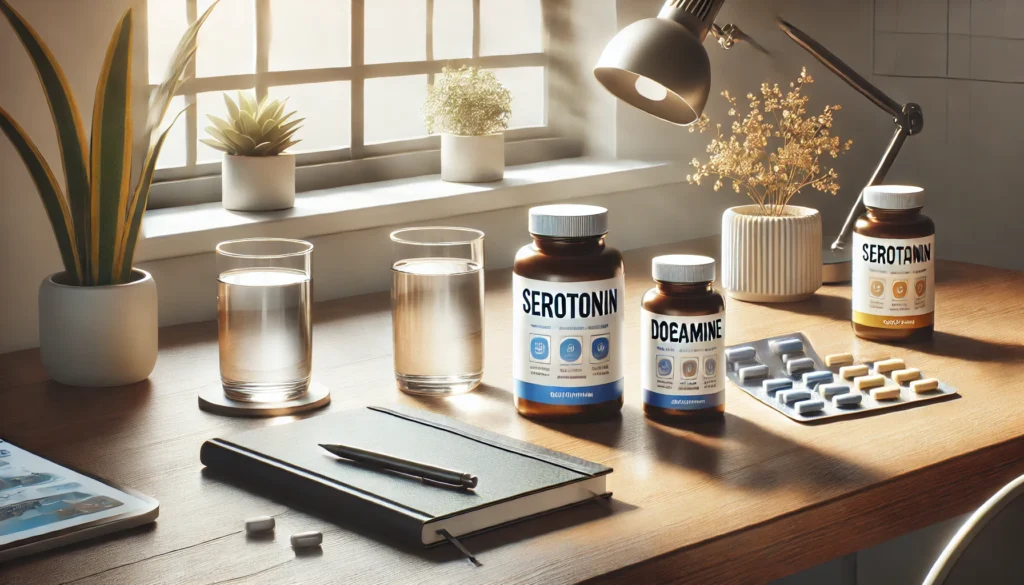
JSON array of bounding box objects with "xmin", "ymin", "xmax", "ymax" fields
[
  {"xmin": 687, "ymin": 68, "xmax": 853, "ymax": 302},
  {"xmin": 203, "ymin": 92, "xmax": 303, "ymax": 211},
  {"xmin": 424, "ymin": 66, "xmax": 512, "ymax": 183},
  {"xmin": 0, "ymin": 0, "xmax": 217, "ymax": 386}
]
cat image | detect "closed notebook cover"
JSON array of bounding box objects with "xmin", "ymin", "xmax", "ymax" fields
[{"xmin": 200, "ymin": 406, "xmax": 611, "ymax": 545}]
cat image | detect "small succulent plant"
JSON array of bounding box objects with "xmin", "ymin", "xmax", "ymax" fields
[{"xmin": 202, "ymin": 92, "xmax": 303, "ymax": 157}]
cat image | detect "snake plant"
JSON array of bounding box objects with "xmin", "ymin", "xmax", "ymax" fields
[
  {"xmin": 0, "ymin": 0, "xmax": 218, "ymax": 286},
  {"xmin": 202, "ymin": 92, "xmax": 303, "ymax": 156}
]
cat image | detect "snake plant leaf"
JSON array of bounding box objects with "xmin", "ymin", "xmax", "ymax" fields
[
  {"xmin": 1, "ymin": 0, "xmax": 91, "ymax": 281},
  {"xmin": 145, "ymin": 0, "xmax": 218, "ymax": 142},
  {"xmin": 89, "ymin": 9, "xmax": 132, "ymax": 285},
  {"xmin": 223, "ymin": 92, "xmax": 240, "ymax": 121},
  {"xmin": 0, "ymin": 107, "xmax": 81, "ymax": 283},
  {"xmin": 118, "ymin": 107, "xmax": 187, "ymax": 280}
]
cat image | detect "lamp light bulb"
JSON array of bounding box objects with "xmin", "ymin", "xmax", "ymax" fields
[{"xmin": 634, "ymin": 75, "xmax": 668, "ymax": 101}]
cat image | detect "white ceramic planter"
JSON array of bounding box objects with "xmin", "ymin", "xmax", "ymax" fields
[
  {"xmin": 222, "ymin": 153, "xmax": 296, "ymax": 211},
  {"xmin": 38, "ymin": 269, "xmax": 158, "ymax": 387},
  {"xmin": 441, "ymin": 133, "xmax": 504, "ymax": 183},
  {"xmin": 721, "ymin": 205, "xmax": 823, "ymax": 302}
]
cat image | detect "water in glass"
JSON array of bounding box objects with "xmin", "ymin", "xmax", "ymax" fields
[
  {"xmin": 392, "ymin": 257, "xmax": 483, "ymax": 394},
  {"xmin": 218, "ymin": 267, "xmax": 311, "ymax": 402}
]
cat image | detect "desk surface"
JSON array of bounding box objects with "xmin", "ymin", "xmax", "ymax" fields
[{"xmin": 2, "ymin": 236, "xmax": 1023, "ymax": 585}]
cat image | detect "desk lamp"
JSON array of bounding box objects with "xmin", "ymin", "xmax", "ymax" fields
[{"xmin": 594, "ymin": 1, "xmax": 923, "ymax": 283}]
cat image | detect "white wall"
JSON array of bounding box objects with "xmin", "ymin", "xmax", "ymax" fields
[
  {"xmin": 0, "ymin": 0, "xmax": 1016, "ymax": 580},
  {"xmin": 2, "ymin": 0, "xmax": 1022, "ymax": 355}
]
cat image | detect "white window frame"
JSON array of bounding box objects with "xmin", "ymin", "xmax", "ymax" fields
[{"xmin": 144, "ymin": 0, "xmax": 581, "ymax": 209}]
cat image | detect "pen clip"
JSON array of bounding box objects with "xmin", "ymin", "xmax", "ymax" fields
[{"xmin": 421, "ymin": 476, "xmax": 474, "ymax": 491}]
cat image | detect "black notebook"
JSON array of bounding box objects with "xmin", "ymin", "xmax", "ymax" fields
[{"xmin": 200, "ymin": 406, "xmax": 612, "ymax": 547}]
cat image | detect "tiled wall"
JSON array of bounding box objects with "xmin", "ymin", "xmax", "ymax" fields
[{"xmin": 875, "ymin": 0, "xmax": 1024, "ymax": 82}]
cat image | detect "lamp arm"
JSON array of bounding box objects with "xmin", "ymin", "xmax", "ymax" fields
[
  {"xmin": 776, "ymin": 18, "xmax": 904, "ymax": 122},
  {"xmin": 830, "ymin": 122, "xmax": 909, "ymax": 251}
]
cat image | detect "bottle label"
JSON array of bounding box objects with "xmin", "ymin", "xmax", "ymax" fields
[
  {"xmin": 640, "ymin": 310, "xmax": 725, "ymax": 410},
  {"xmin": 512, "ymin": 274, "xmax": 625, "ymax": 405},
  {"xmin": 852, "ymin": 233, "xmax": 935, "ymax": 329}
]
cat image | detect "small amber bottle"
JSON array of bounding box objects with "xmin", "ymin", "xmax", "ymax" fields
[
  {"xmin": 852, "ymin": 186, "xmax": 935, "ymax": 342},
  {"xmin": 512, "ymin": 205, "xmax": 625, "ymax": 421},
  {"xmin": 641, "ymin": 255, "xmax": 726, "ymax": 423}
]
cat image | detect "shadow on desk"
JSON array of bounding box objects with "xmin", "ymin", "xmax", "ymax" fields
[
  {"xmin": 903, "ymin": 331, "xmax": 1024, "ymax": 364},
  {"xmin": 540, "ymin": 406, "xmax": 883, "ymax": 495},
  {"xmin": 200, "ymin": 467, "xmax": 635, "ymax": 564},
  {"xmin": 0, "ymin": 380, "xmax": 153, "ymax": 452},
  {"xmin": 754, "ymin": 292, "xmax": 849, "ymax": 322},
  {"xmin": 646, "ymin": 412, "xmax": 884, "ymax": 493}
]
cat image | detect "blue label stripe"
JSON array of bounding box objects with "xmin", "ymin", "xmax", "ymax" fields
[
  {"xmin": 643, "ymin": 389, "xmax": 724, "ymax": 410},
  {"xmin": 515, "ymin": 379, "xmax": 624, "ymax": 405}
]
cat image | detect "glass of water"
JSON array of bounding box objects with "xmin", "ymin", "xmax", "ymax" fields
[
  {"xmin": 216, "ymin": 238, "xmax": 313, "ymax": 403},
  {"xmin": 390, "ymin": 227, "xmax": 485, "ymax": 396}
]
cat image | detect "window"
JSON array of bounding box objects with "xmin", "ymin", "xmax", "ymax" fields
[{"xmin": 147, "ymin": 0, "xmax": 558, "ymax": 194}]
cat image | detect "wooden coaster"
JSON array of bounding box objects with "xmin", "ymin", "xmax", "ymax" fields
[{"xmin": 198, "ymin": 382, "xmax": 330, "ymax": 417}]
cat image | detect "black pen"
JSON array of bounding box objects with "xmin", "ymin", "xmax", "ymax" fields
[{"xmin": 318, "ymin": 443, "xmax": 478, "ymax": 489}]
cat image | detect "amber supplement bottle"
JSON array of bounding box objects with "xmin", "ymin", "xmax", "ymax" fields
[
  {"xmin": 641, "ymin": 255, "xmax": 725, "ymax": 422},
  {"xmin": 512, "ymin": 204, "xmax": 624, "ymax": 421},
  {"xmin": 852, "ymin": 185, "xmax": 935, "ymax": 341}
]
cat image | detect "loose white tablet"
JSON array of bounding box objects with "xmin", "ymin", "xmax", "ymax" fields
[
  {"xmin": 245, "ymin": 516, "xmax": 275, "ymax": 534},
  {"xmin": 291, "ymin": 531, "xmax": 323, "ymax": 549}
]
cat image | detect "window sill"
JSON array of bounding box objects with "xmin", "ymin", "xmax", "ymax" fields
[{"xmin": 137, "ymin": 158, "xmax": 686, "ymax": 262}]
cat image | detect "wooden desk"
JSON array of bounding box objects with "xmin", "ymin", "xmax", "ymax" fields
[{"xmin": 2, "ymin": 236, "xmax": 1023, "ymax": 585}]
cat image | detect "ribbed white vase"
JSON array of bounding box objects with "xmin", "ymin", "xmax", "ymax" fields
[{"xmin": 721, "ymin": 205, "xmax": 822, "ymax": 302}]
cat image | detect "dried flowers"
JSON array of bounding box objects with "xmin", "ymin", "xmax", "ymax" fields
[{"xmin": 687, "ymin": 68, "xmax": 853, "ymax": 216}]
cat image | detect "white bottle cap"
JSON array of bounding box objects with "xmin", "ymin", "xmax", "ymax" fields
[
  {"xmin": 529, "ymin": 204, "xmax": 608, "ymax": 238},
  {"xmin": 863, "ymin": 185, "xmax": 924, "ymax": 210},
  {"xmin": 652, "ymin": 254, "xmax": 716, "ymax": 283}
]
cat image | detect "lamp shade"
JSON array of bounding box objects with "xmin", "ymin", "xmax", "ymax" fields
[{"xmin": 594, "ymin": 17, "xmax": 711, "ymax": 126}]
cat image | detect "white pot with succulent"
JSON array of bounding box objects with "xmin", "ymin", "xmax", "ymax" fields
[
  {"xmin": 424, "ymin": 66, "xmax": 512, "ymax": 183},
  {"xmin": 0, "ymin": 0, "xmax": 217, "ymax": 385},
  {"xmin": 203, "ymin": 92, "xmax": 304, "ymax": 211},
  {"xmin": 687, "ymin": 68, "xmax": 853, "ymax": 302}
]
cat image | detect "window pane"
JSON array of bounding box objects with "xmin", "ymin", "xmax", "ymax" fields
[
  {"xmin": 432, "ymin": 0, "xmax": 472, "ymax": 60},
  {"xmin": 147, "ymin": 0, "xmax": 188, "ymax": 85},
  {"xmin": 196, "ymin": 90, "xmax": 239, "ymax": 164},
  {"xmin": 268, "ymin": 82, "xmax": 352, "ymax": 153},
  {"xmin": 490, "ymin": 66, "xmax": 545, "ymax": 128},
  {"xmin": 196, "ymin": 0, "xmax": 256, "ymax": 78},
  {"xmin": 269, "ymin": 0, "xmax": 351, "ymax": 71},
  {"xmin": 480, "ymin": 0, "xmax": 543, "ymax": 56},
  {"xmin": 156, "ymin": 95, "xmax": 189, "ymax": 169},
  {"xmin": 364, "ymin": 75, "xmax": 428, "ymax": 144},
  {"xmin": 365, "ymin": 0, "xmax": 426, "ymax": 64}
]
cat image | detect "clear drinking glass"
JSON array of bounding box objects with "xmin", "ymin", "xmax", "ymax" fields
[
  {"xmin": 216, "ymin": 238, "xmax": 313, "ymax": 403},
  {"xmin": 390, "ymin": 227, "xmax": 485, "ymax": 395}
]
